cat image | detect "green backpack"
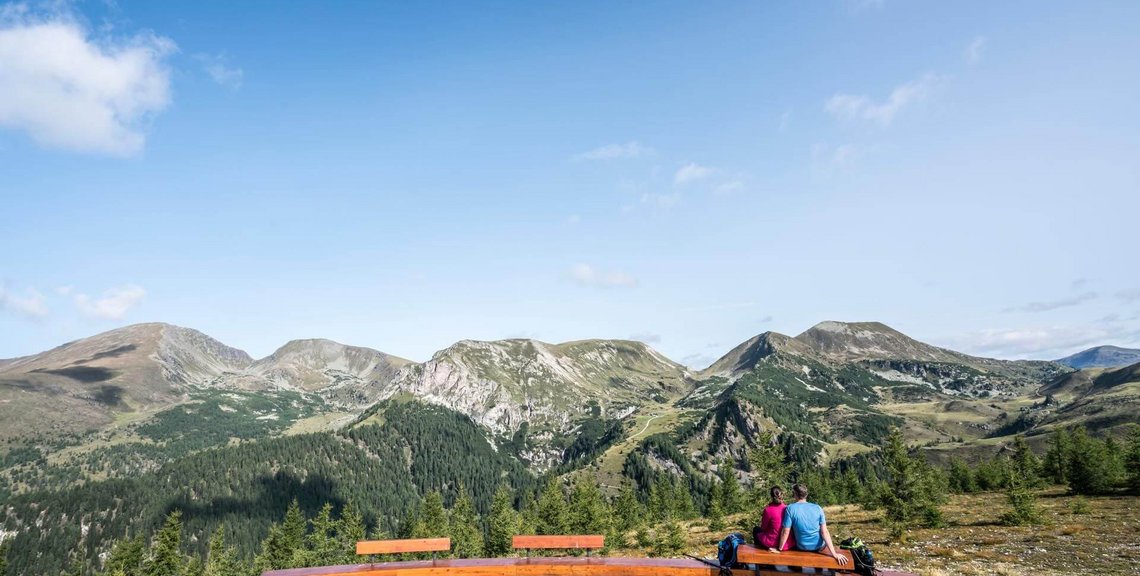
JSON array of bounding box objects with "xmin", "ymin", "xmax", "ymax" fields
[{"xmin": 838, "ymin": 537, "xmax": 876, "ymax": 576}]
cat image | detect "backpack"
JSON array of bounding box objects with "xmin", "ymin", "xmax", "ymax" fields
[
  {"xmin": 716, "ymin": 532, "xmax": 748, "ymax": 568},
  {"xmin": 838, "ymin": 537, "xmax": 876, "ymax": 576}
]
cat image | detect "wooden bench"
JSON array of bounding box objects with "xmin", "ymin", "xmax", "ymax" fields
[
  {"xmin": 356, "ymin": 538, "xmax": 452, "ymax": 560},
  {"xmin": 511, "ymin": 535, "xmax": 605, "ymax": 557},
  {"xmin": 736, "ymin": 544, "xmax": 854, "ymax": 573}
]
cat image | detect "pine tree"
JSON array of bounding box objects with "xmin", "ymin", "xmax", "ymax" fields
[
  {"xmin": 535, "ymin": 480, "xmax": 569, "ymax": 535},
  {"xmin": 338, "ymin": 502, "xmax": 367, "ymax": 564},
  {"xmin": 183, "ymin": 557, "xmax": 204, "ymax": 576},
  {"xmin": 671, "ymin": 478, "xmax": 697, "ymax": 520},
  {"xmin": 486, "ymin": 485, "xmax": 519, "ymax": 557},
  {"xmin": 305, "ymin": 503, "xmax": 342, "ymax": 567},
  {"xmin": 647, "ymin": 476, "xmax": 673, "ymax": 522},
  {"xmin": 144, "ymin": 510, "xmax": 185, "ymax": 576},
  {"xmin": 748, "ymin": 431, "xmax": 792, "ymax": 493},
  {"xmin": 1127, "ymin": 426, "xmax": 1140, "ymax": 494},
  {"xmin": 610, "ymin": 482, "xmax": 642, "ymax": 548},
  {"xmin": 1068, "ymin": 427, "xmax": 1118, "ymax": 495},
  {"xmin": 947, "ymin": 458, "xmax": 977, "ymax": 493},
  {"xmin": 420, "ymin": 491, "xmax": 451, "ymax": 539},
  {"xmin": 717, "ymin": 459, "xmax": 743, "ymax": 514},
  {"xmin": 651, "ymin": 520, "xmax": 686, "ymax": 557},
  {"xmin": 707, "ymin": 480, "xmax": 725, "ymax": 532},
  {"xmin": 1000, "ymin": 467, "xmax": 1044, "ymax": 526},
  {"xmin": 450, "ymin": 489, "xmax": 484, "ymax": 559},
  {"xmin": 1010, "ymin": 435, "xmax": 1042, "ymax": 488},
  {"xmin": 876, "ymin": 429, "xmax": 941, "ymax": 542},
  {"xmin": 569, "ymin": 476, "xmax": 611, "ymax": 537},
  {"xmin": 1043, "ymin": 427, "xmax": 1072, "ymax": 485},
  {"xmin": 104, "ymin": 536, "xmax": 146, "ymax": 576},
  {"xmin": 204, "ymin": 527, "xmax": 241, "ymax": 576}
]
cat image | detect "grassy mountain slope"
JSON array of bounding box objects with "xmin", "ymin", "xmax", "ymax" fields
[{"xmin": 1055, "ymin": 345, "xmax": 1140, "ymax": 369}]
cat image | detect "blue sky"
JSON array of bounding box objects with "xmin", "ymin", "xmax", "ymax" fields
[{"xmin": 1, "ymin": 0, "xmax": 1138, "ymax": 366}]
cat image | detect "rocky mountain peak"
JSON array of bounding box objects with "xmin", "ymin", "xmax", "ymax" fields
[{"xmin": 794, "ymin": 320, "xmax": 963, "ymax": 363}]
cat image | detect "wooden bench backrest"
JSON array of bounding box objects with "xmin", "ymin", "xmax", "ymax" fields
[
  {"xmin": 357, "ymin": 538, "xmax": 451, "ymax": 555},
  {"xmin": 511, "ymin": 535, "xmax": 605, "ymax": 550},
  {"xmin": 735, "ymin": 545, "xmax": 853, "ymax": 571}
]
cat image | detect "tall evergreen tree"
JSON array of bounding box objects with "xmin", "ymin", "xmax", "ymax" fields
[
  {"xmin": 876, "ymin": 429, "xmax": 942, "ymax": 542},
  {"xmin": 450, "ymin": 489, "xmax": 484, "ymax": 559},
  {"xmin": 1127, "ymin": 426, "xmax": 1140, "ymax": 495},
  {"xmin": 144, "ymin": 511, "xmax": 185, "ymax": 576},
  {"xmin": 748, "ymin": 431, "xmax": 792, "ymax": 492},
  {"xmin": 1043, "ymin": 427, "xmax": 1072, "ymax": 485},
  {"xmin": 486, "ymin": 485, "xmax": 518, "ymax": 557},
  {"xmin": 706, "ymin": 480, "xmax": 725, "ymax": 532},
  {"xmin": 647, "ymin": 476, "xmax": 674, "ymax": 522},
  {"xmin": 717, "ymin": 460, "xmax": 743, "ymax": 514},
  {"xmin": 419, "ymin": 491, "xmax": 451, "ymax": 539},
  {"xmin": 999, "ymin": 467, "xmax": 1044, "ymax": 526},
  {"xmin": 338, "ymin": 503, "xmax": 367, "ymax": 564},
  {"xmin": 612, "ymin": 482, "xmax": 643, "ymax": 533},
  {"xmin": 568, "ymin": 476, "xmax": 611, "ymax": 549},
  {"xmin": 671, "ymin": 478, "xmax": 697, "ymax": 520},
  {"xmin": 1068, "ymin": 427, "xmax": 1119, "ymax": 495},
  {"xmin": 304, "ymin": 503, "xmax": 342, "ymax": 567},
  {"xmin": 947, "ymin": 458, "xmax": 977, "ymax": 493},
  {"xmin": 535, "ymin": 480, "xmax": 569, "ymax": 535},
  {"xmin": 1010, "ymin": 435, "xmax": 1042, "ymax": 488},
  {"xmin": 104, "ymin": 536, "xmax": 146, "ymax": 576},
  {"xmin": 203, "ymin": 527, "xmax": 241, "ymax": 576}
]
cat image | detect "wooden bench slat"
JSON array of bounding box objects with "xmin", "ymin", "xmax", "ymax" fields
[
  {"xmin": 356, "ymin": 538, "xmax": 451, "ymax": 555},
  {"xmin": 735, "ymin": 544, "xmax": 853, "ymax": 570},
  {"xmin": 511, "ymin": 535, "xmax": 605, "ymax": 550}
]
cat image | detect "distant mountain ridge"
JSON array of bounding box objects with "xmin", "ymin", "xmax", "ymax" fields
[{"xmin": 1055, "ymin": 345, "xmax": 1140, "ymax": 369}]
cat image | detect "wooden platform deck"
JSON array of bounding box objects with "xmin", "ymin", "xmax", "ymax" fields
[{"xmin": 261, "ymin": 556, "xmax": 916, "ymax": 576}]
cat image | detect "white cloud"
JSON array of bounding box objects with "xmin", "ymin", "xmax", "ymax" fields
[
  {"xmin": 572, "ymin": 141, "xmax": 652, "ymax": 161},
  {"xmin": 964, "ymin": 36, "xmax": 987, "ymax": 65},
  {"xmin": 569, "ymin": 264, "xmax": 637, "ymax": 288},
  {"xmin": 714, "ymin": 180, "xmax": 744, "ymax": 195},
  {"xmin": 73, "ymin": 284, "xmax": 146, "ymax": 320},
  {"xmin": 0, "ymin": 285, "xmax": 48, "ymax": 318},
  {"xmin": 1118, "ymin": 288, "xmax": 1140, "ymax": 303},
  {"xmin": 0, "ymin": 6, "xmax": 176, "ymax": 156},
  {"xmin": 1002, "ymin": 291, "xmax": 1098, "ymax": 313},
  {"xmin": 195, "ymin": 53, "xmax": 242, "ymax": 90},
  {"xmin": 629, "ymin": 332, "xmax": 661, "ymax": 344},
  {"xmin": 674, "ymin": 162, "xmax": 713, "ymax": 185},
  {"xmin": 825, "ymin": 73, "xmax": 943, "ymax": 126},
  {"xmin": 947, "ymin": 323, "xmax": 1140, "ymax": 360}
]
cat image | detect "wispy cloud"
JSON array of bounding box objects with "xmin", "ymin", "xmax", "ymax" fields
[
  {"xmin": 568, "ymin": 264, "xmax": 637, "ymax": 288},
  {"xmin": 73, "ymin": 284, "xmax": 147, "ymax": 320},
  {"xmin": 195, "ymin": 53, "xmax": 243, "ymax": 90},
  {"xmin": 964, "ymin": 36, "xmax": 987, "ymax": 65},
  {"xmin": 0, "ymin": 284, "xmax": 48, "ymax": 319},
  {"xmin": 1118, "ymin": 288, "xmax": 1140, "ymax": 303},
  {"xmin": 0, "ymin": 5, "xmax": 175, "ymax": 156},
  {"xmin": 825, "ymin": 73, "xmax": 943, "ymax": 126},
  {"xmin": 572, "ymin": 141, "xmax": 652, "ymax": 161},
  {"xmin": 674, "ymin": 162, "xmax": 714, "ymax": 185},
  {"xmin": 629, "ymin": 332, "xmax": 661, "ymax": 344},
  {"xmin": 812, "ymin": 143, "xmax": 858, "ymax": 170},
  {"xmin": 1003, "ymin": 291, "xmax": 1098, "ymax": 313},
  {"xmin": 946, "ymin": 322, "xmax": 1140, "ymax": 360},
  {"xmin": 778, "ymin": 110, "xmax": 792, "ymax": 131}
]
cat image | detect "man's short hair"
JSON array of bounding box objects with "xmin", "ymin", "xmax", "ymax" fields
[{"xmin": 792, "ymin": 483, "xmax": 809, "ymax": 500}]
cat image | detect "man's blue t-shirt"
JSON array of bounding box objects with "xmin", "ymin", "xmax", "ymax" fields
[{"xmin": 781, "ymin": 501, "xmax": 826, "ymax": 551}]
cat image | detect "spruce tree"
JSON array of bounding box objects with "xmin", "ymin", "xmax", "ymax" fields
[
  {"xmin": 1068, "ymin": 427, "xmax": 1117, "ymax": 495},
  {"xmin": 104, "ymin": 536, "xmax": 146, "ymax": 576},
  {"xmin": 1000, "ymin": 468, "xmax": 1044, "ymax": 526},
  {"xmin": 535, "ymin": 480, "xmax": 569, "ymax": 535},
  {"xmin": 647, "ymin": 476, "xmax": 673, "ymax": 522},
  {"xmin": 651, "ymin": 520, "xmax": 686, "ymax": 557},
  {"xmin": 948, "ymin": 458, "xmax": 977, "ymax": 493},
  {"xmin": 876, "ymin": 429, "xmax": 941, "ymax": 542},
  {"xmin": 1011, "ymin": 435, "xmax": 1042, "ymax": 488},
  {"xmin": 144, "ymin": 510, "xmax": 185, "ymax": 576},
  {"xmin": 569, "ymin": 476, "xmax": 611, "ymax": 538},
  {"xmin": 1127, "ymin": 426, "xmax": 1140, "ymax": 494},
  {"xmin": 305, "ymin": 503, "xmax": 342, "ymax": 567},
  {"xmin": 671, "ymin": 478, "xmax": 697, "ymax": 520},
  {"xmin": 338, "ymin": 502, "xmax": 367, "ymax": 564},
  {"xmin": 1043, "ymin": 427, "xmax": 1072, "ymax": 485},
  {"xmin": 420, "ymin": 491, "xmax": 451, "ymax": 539},
  {"xmin": 450, "ymin": 489, "xmax": 484, "ymax": 559},
  {"xmin": 717, "ymin": 459, "xmax": 743, "ymax": 514},
  {"xmin": 610, "ymin": 482, "xmax": 643, "ymax": 547},
  {"xmin": 204, "ymin": 527, "xmax": 241, "ymax": 576},
  {"xmin": 707, "ymin": 480, "xmax": 726, "ymax": 532},
  {"xmin": 486, "ymin": 485, "xmax": 518, "ymax": 557},
  {"xmin": 748, "ymin": 431, "xmax": 792, "ymax": 492}
]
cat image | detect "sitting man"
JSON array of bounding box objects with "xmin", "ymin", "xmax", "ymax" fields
[{"xmin": 773, "ymin": 483, "xmax": 849, "ymax": 567}]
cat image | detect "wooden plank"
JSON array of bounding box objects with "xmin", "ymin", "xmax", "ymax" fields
[
  {"xmin": 511, "ymin": 535, "xmax": 606, "ymax": 550},
  {"xmin": 735, "ymin": 544, "xmax": 853, "ymax": 570},
  {"xmin": 356, "ymin": 538, "xmax": 451, "ymax": 555}
]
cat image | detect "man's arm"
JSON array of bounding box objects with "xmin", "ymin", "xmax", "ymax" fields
[
  {"xmin": 819, "ymin": 523, "xmax": 848, "ymax": 566},
  {"xmin": 772, "ymin": 527, "xmax": 790, "ymax": 553}
]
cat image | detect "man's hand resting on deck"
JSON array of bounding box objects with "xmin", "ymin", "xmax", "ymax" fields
[{"xmin": 831, "ymin": 550, "xmax": 849, "ymax": 566}]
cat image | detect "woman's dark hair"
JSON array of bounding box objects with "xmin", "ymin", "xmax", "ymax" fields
[
  {"xmin": 769, "ymin": 486, "xmax": 784, "ymax": 505},
  {"xmin": 792, "ymin": 483, "xmax": 809, "ymax": 500}
]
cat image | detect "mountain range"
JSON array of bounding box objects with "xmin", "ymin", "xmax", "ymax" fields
[
  {"xmin": 1055, "ymin": 345, "xmax": 1140, "ymax": 369},
  {"xmin": 3, "ymin": 320, "xmax": 1139, "ymax": 575}
]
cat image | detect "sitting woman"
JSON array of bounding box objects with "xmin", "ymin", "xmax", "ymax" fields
[{"xmin": 755, "ymin": 486, "xmax": 792, "ymax": 551}]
